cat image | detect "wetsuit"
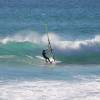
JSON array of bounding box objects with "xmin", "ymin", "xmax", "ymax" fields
[{"xmin": 42, "ymin": 50, "xmax": 51, "ymax": 63}]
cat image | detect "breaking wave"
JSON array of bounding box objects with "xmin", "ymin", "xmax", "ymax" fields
[
  {"xmin": 0, "ymin": 31, "xmax": 100, "ymax": 50},
  {"xmin": 0, "ymin": 30, "xmax": 100, "ymax": 64}
]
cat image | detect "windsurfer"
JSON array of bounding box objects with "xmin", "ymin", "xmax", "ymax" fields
[{"xmin": 42, "ymin": 49, "xmax": 52, "ymax": 63}]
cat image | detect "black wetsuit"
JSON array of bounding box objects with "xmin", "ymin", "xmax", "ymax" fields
[{"xmin": 42, "ymin": 50, "xmax": 51, "ymax": 63}]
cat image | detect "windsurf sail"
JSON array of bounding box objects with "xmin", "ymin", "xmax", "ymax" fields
[{"xmin": 45, "ymin": 24, "xmax": 55, "ymax": 61}]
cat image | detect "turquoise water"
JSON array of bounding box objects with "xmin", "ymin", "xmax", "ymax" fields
[{"xmin": 0, "ymin": 0, "xmax": 100, "ymax": 99}]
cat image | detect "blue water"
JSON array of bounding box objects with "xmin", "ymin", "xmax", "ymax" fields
[
  {"xmin": 0, "ymin": 63, "xmax": 100, "ymax": 81},
  {"xmin": 0, "ymin": 0, "xmax": 100, "ymax": 37},
  {"xmin": 0, "ymin": 0, "xmax": 100, "ymax": 99}
]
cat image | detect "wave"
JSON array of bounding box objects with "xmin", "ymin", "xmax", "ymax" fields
[
  {"xmin": 0, "ymin": 30, "xmax": 100, "ymax": 64},
  {"xmin": 0, "ymin": 30, "xmax": 100, "ymax": 50}
]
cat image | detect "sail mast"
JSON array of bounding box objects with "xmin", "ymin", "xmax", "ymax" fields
[{"xmin": 45, "ymin": 24, "xmax": 55, "ymax": 61}]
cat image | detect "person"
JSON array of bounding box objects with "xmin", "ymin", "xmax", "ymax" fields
[{"xmin": 42, "ymin": 49, "xmax": 51, "ymax": 63}]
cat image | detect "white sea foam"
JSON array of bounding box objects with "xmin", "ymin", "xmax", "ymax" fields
[
  {"xmin": 0, "ymin": 79, "xmax": 100, "ymax": 100},
  {"xmin": 0, "ymin": 31, "xmax": 41, "ymax": 44},
  {"xmin": 43, "ymin": 34, "xmax": 100, "ymax": 50},
  {"xmin": 0, "ymin": 30, "xmax": 100, "ymax": 50}
]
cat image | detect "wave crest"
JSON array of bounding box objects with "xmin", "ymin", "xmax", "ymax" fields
[{"xmin": 0, "ymin": 30, "xmax": 100, "ymax": 51}]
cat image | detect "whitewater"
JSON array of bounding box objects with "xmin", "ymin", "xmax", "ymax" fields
[
  {"xmin": 1, "ymin": 80, "xmax": 100, "ymax": 100},
  {"xmin": 0, "ymin": 31, "xmax": 100, "ymax": 50}
]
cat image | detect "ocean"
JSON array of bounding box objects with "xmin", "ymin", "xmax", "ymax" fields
[{"xmin": 0, "ymin": 0, "xmax": 100, "ymax": 99}]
